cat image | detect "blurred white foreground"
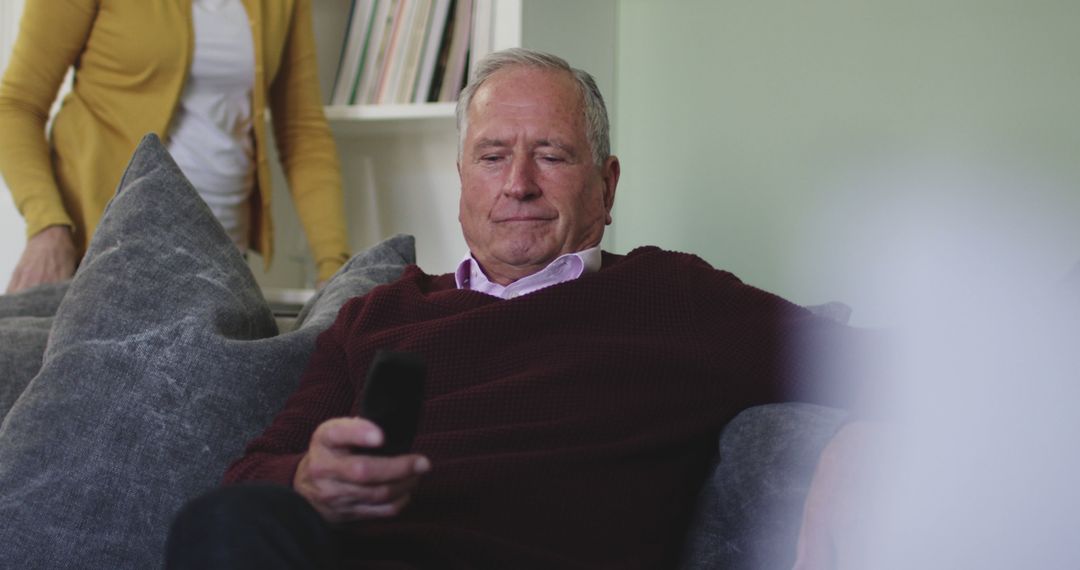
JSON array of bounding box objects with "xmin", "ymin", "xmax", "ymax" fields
[{"xmin": 809, "ymin": 168, "xmax": 1079, "ymax": 569}]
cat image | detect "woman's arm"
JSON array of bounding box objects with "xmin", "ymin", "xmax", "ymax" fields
[
  {"xmin": 268, "ymin": 0, "xmax": 350, "ymax": 283},
  {"xmin": 0, "ymin": 0, "xmax": 98, "ymax": 291}
]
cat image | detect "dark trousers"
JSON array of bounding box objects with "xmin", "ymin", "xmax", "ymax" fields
[{"xmin": 165, "ymin": 483, "xmax": 341, "ymax": 570}]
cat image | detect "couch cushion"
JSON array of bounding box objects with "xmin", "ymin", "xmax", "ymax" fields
[
  {"xmin": 0, "ymin": 281, "xmax": 68, "ymax": 318},
  {"xmin": 678, "ymin": 402, "xmax": 849, "ymax": 570},
  {"xmin": 0, "ymin": 316, "xmax": 52, "ymax": 422},
  {"xmin": 0, "ymin": 283, "xmax": 69, "ymax": 420},
  {"xmin": 0, "ymin": 134, "xmax": 414, "ymax": 570}
]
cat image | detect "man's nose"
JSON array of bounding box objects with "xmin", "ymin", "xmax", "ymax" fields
[{"xmin": 503, "ymin": 155, "xmax": 540, "ymax": 200}]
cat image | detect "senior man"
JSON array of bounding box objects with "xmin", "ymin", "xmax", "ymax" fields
[{"xmin": 167, "ymin": 48, "xmax": 867, "ymax": 569}]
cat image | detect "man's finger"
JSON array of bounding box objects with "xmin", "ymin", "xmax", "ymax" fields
[
  {"xmin": 335, "ymin": 453, "xmax": 431, "ymax": 486},
  {"xmin": 313, "ymin": 417, "xmax": 383, "ymax": 452},
  {"xmin": 317, "ymin": 474, "xmax": 423, "ymax": 510},
  {"xmin": 341, "ymin": 494, "xmax": 412, "ymax": 519}
]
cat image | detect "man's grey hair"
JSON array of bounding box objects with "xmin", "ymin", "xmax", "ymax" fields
[{"xmin": 455, "ymin": 48, "xmax": 611, "ymax": 167}]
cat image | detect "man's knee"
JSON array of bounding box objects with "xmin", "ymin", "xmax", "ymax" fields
[
  {"xmin": 167, "ymin": 484, "xmax": 336, "ymax": 570},
  {"xmin": 176, "ymin": 484, "xmax": 314, "ymax": 527}
]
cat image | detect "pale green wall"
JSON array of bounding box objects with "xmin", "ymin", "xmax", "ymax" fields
[{"xmin": 612, "ymin": 0, "xmax": 1080, "ymax": 324}]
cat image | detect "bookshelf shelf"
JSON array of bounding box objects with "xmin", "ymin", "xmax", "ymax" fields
[
  {"xmin": 324, "ymin": 102, "xmax": 456, "ymax": 135},
  {"xmin": 324, "ymin": 102, "xmax": 456, "ymax": 121}
]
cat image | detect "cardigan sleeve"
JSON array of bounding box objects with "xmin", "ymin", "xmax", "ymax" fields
[
  {"xmin": 268, "ymin": 0, "xmax": 350, "ymax": 282},
  {"xmin": 0, "ymin": 0, "xmax": 97, "ymax": 238}
]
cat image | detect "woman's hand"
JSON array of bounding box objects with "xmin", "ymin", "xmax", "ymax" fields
[{"xmin": 6, "ymin": 225, "xmax": 77, "ymax": 294}]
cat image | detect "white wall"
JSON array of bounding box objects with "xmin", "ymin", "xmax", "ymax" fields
[
  {"xmin": 0, "ymin": 0, "xmax": 26, "ymax": 288},
  {"xmin": 612, "ymin": 0, "xmax": 1080, "ymax": 325}
]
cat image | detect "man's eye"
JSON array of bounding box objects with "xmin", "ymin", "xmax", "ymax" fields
[
  {"xmin": 541, "ymin": 155, "xmax": 564, "ymax": 163},
  {"xmin": 480, "ymin": 155, "xmax": 503, "ymax": 163}
]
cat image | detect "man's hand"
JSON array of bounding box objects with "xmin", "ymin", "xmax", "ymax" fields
[
  {"xmin": 6, "ymin": 225, "xmax": 78, "ymax": 294},
  {"xmin": 294, "ymin": 417, "xmax": 431, "ymax": 523},
  {"xmin": 793, "ymin": 421, "xmax": 882, "ymax": 570}
]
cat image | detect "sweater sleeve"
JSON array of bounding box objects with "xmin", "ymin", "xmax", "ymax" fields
[
  {"xmin": 223, "ymin": 299, "xmax": 363, "ymax": 485},
  {"xmin": 268, "ymin": 0, "xmax": 350, "ymax": 282},
  {"xmin": 0, "ymin": 0, "xmax": 96, "ymax": 238},
  {"xmin": 678, "ymin": 252, "xmax": 879, "ymax": 411}
]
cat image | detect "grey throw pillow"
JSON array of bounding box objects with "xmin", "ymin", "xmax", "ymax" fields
[
  {"xmin": 0, "ymin": 280, "xmax": 69, "ymax": 318},
  {"xmin": 0, "ymin": 134, "xmax": 414, "ymax": 570},
  {"xmin": 0, "ymin": 316, "xmax": 52, "ymax": 422},
  {"xmin": 0, "ymin": 283, "xmax": 69, "ymax": 420}
]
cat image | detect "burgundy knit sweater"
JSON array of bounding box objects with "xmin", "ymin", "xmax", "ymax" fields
[{"xmin": 224, "ymin": 246, "xmax": 861, "ymax": 569}]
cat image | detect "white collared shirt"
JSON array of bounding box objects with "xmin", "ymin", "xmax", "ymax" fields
[{"xmin": 454, "ymin": 247, "xmax": 602, "ymax": 299}]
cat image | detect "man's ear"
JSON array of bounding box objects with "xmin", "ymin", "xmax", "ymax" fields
[{"xmin": 602, "ymin": 155, "xmax": 620, "ymax": 225}]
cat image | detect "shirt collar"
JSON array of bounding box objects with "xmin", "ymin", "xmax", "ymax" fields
[{"xmin": 455, "ymin": 246, "xmax": 602, "ymax": 299}]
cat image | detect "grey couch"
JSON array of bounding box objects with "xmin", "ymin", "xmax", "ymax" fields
[{"xmin": 0, "ymin": 135, "xmax": 848, "ymax": 569}]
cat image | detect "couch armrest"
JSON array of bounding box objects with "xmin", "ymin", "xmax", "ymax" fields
[{"xmin": 679, "ymin": 403, "xmax": 850, "ymax": 570}]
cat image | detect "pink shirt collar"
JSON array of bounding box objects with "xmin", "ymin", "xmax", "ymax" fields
[{"xmin": 454, "ymin": 247, "xmax": 602, "ymax": 299}]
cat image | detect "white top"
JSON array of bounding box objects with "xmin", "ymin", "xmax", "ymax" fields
[{"xmin": 166, "ymin": 0, "xmax": 256, "ymax": 249}]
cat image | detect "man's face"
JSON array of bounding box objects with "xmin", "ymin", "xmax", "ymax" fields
[{"xmin": 458, "ymin": 66, "xmax": 619, "ymax": 285}]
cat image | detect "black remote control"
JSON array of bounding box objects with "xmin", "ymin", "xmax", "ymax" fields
[{"xmin": 359, "ymin": 350, "xmax": 427, "ymax": 456}]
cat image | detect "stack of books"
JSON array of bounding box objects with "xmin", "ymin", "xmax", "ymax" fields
[{"xmin": 329, "ymin": 0, "xmax": 474, "ymax": 106}]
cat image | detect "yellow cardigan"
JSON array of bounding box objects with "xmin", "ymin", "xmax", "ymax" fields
[{"xmin": 0, "ymin": 0, "xmax": 349, "ymax": 280}]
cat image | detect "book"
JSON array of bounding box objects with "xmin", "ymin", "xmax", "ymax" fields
[
  {"xmin": 411, "ymin": 0, "xmax": 451, "ymax": 103},
  {"xmin": 391, "ymin": 0, "xmax": 434, "ymax": 103},
  {"xmin": 424, "ymin": 0, "xmax": 457, "ymax": 103},
  {"xmin": 328, "ymin": 0, "xmax": 357, "ymax": 104},
  {"xmin": 438, "ymin": 0, "xmax": 472, "ymax": 102},
  {"xmin": 330, "ymin": 0, "xmax": 377, "ymax": 105},
  {"xmin": 368, "ymin": 0, "xmax": 409, "ymax": 104},
  {"xmin": 469, "ymin": 0, "xmax": 491, "ymax": 76},
  {"xmin": 354, "ymin": 0, "xmax": 399, "ymax": 104}
]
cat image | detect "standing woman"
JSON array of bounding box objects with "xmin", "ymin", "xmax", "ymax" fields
[{"xmin": 0, "ymin": 0, "xmax": 350, "ymax": 293}]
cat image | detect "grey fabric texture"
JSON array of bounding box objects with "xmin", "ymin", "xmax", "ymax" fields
[
  {"xmin": 290, "ymin": 231, "xmax": 415, "ymax": 332},
  {"xmin": 0, "ymin": 278, "xmax": 70, "ymax": 420},
  {"xmin": 0, "ymin": 134, "xmax": 413, "ymax": 570},
  {"xmin": 679, "ymin": 403, "xmax": 850, "ymax": 570},
  {"xmin": 0, "ymin": 316, "xmax": 52, "ymax": 422},
  {"xmin": 0, "ymin": 281, "xmax": 69, "ymax": 318},
  {"xmin": 803, "ymin": 301, "xmax": 853, "ymax": 325},
  {"xmin": 0, "ymin": 279, "xmax": 70, "ymax": 421}
]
